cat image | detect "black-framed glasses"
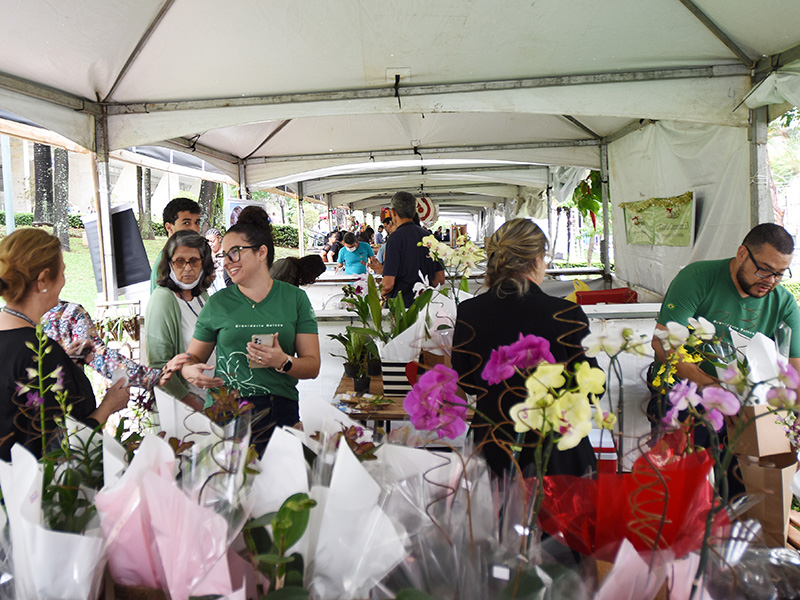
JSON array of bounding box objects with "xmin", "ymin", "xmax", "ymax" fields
[
  {"xmin": 745, "ymin": 246, "xmax": 792, "ymax": 280},
  {"xmin": 222, "ymin": 245, "xmax": 259, "ymax": 262},
  {"xmin": 171, "ymin": 257, "xmax": 202, "ymax": 269}
]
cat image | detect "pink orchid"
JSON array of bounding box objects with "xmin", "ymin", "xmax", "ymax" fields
[
  {"xmin": 481, "ymin": 334, "xmax": 554, "ymax": 385},
  {"xmin": 767, "ymin": 386, "xmax": 799, "ymax": 410},
  {"xmin": 666, "ymin": 380, "xmax": 702, "ymax": 411},
  {"xmin": 778, "ymin": 362, "xmax": 800, "ymax": 389},
  {"xmin": 404, "ymin": 364, "xmax": 468, "ymax": 439},
  {"xmin": 698, "ymin": 386, "xmax": 739, "ymax": 416}
]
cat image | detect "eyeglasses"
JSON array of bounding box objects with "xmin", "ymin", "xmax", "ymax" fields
[
  {"xmin": 745, "ymin": 246, "xmax": 792, "ymax": 280},
  {"xmin": 171, "ymin": 257, "xmax": 202, "ymax": 269},
  {"xmin": 222, "ymin": 245, "xmax": 259, "ymax": 262}
]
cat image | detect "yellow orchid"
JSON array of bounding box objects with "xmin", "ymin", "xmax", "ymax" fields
[
  {"xmin": 574, "ymin": 361, "xmax": 606, "ymax": 396},
  {"xmin": 557, "ymin": 417, "xmax": 593, "ymax": 451},
  {"xmin": 525, "ymin": 363, "xmax": 566, "ymax": 402}
]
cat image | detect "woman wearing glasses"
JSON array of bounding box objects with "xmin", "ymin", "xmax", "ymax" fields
[
  {"xmin": 181, "ymin": 206, "xmax": 320, "ymax": 448},
  {"xmin": 146, "ymin": 230, "xmax": 216, "ymax": 411}
]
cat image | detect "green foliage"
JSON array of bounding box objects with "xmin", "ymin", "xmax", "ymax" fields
[
  {"xmin": 273, "ymin": 224, "xmax": 300, "ymax": 248},
  {"xmin": 569, "ymin": 171, "xmax": 603, "ymax": 226},
  {"xmin": 0, "ymin": 212, "xmax": 85, "ymax": 229},
  {"xmin": 243, "ymin": 493, "xmax": 316, "ymax": 597}
]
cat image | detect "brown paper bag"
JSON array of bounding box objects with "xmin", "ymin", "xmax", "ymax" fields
[
  {"xmin": 733, "ymin": 405, "xmax": 792, "ymax": 457},
  {"xmin": 738, "ymin": 452, "xmax": 798, "ymax": 547}
]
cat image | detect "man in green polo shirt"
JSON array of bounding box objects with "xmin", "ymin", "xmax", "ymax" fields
[{"xmin": 652, "ymin": 223, "xmax": 800, "ymax": 386}]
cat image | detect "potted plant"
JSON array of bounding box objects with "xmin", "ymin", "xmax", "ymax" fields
[{"xmin": 328, "ymin": 328, "xmax": 378, "ymax": 393}]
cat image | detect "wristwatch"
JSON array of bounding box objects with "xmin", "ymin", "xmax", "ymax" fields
[{"xmin": 277, "ymin": 356, "xmax": 293, "ymax": 373}]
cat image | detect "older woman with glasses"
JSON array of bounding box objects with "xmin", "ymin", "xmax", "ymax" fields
[
  {"xmin": 146, "ymin": 230, "xmax": 216, "ymax": 411},
  {"xmin": 180, "ymin": 206, "xmax": 320, "ymax": 450}
]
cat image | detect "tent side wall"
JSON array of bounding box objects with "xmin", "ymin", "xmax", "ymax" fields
[{"xmin": 609, "ymin": 121, "xmax": 752, "ymax": 295}]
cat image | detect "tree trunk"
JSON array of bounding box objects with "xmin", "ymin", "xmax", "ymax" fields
[
  {"xmin": 139, "ymin": 167, "xmax": 154, "ymax": 239},
  {"xmin": 198, "ymin": 180, "xmax": 218, "ymax": 234},
  {"xmin": 565, "ymin": 208, "xmax": 572, "ymax": 262},
  {"xmin": 33, "ymin": 143, "xmax": 54, "ymax": 226},
  {"xmin": 52, "ymin": 148, "xmax": 70, "ymax": 250}
]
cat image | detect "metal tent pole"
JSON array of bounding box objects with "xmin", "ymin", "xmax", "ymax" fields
[
  {"xmin": 93, "ymin": 110, "xmax": 117, "ymax": 301},
  {"xmin": 1, "ymin": 135, "xmax": 15, "ymax": 234},
  {"xmin": 297, "ymin": 181, "xmax": 305, "ymax": 257}
]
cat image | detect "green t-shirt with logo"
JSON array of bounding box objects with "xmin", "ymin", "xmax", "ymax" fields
[
  {"xmin": 657, "ymin": 258, "xmax": 800, "ymax": 357},
  {"xmin": 193, "ymin": 280, "xmax": 318, "ymax": 400}
]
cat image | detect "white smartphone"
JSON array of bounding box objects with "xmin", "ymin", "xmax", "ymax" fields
[{"xmin": 249, "ymin": 333, "xmax": 274, "ymax": 368}]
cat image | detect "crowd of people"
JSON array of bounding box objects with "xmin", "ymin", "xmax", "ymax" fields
[{"xmin": 2, "ymin": 190, "xmax": 796, "ymax": 484}]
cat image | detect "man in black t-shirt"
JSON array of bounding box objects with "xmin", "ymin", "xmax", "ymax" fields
[{"xmin": 382, "ymin": 192, "xmax": 445, "ymax": 306}]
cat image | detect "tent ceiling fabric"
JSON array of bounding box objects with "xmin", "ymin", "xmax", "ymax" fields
[{"xmin": 1, "ymin": 0, "xmax": 799, "ymax": 206}]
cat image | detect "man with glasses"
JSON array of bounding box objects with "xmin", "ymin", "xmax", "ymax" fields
[
  {"xmin": 652, "ymin": 222, "xmax": 800, "ymax": 388},
  {"xmin": 150, "ymin": 197, "xmax": 203, "ymax": 292}
]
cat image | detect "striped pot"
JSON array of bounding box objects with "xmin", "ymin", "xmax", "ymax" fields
[{"xmin": 381, "ymin": 361, "xmax": 413, "ymax": 397}]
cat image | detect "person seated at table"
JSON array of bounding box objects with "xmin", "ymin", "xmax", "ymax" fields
[
  {"xmin": 146, "ymin": 230, "xmax": 216, "ymax": 411},
  {"xmin": 335, "ymin": 232, "xmax": 374, "ymax": 275},
  {"xmin": 271, "ymin": 255, "xmax": 327, "ymax": 286},
  {"xmin": 452, "ymin": 218, "xmax": 598, "ymax": 477},
  {"xmin": 0, "ymin": 228, "xmax": 185, "ymax": 459},
  {"xmin": 324, "ymin": 232, "xmax": 342, "ymax": 263},
  {"xmin": 357, "ymin": 227, "xmax": 374, "ymax": 245}
]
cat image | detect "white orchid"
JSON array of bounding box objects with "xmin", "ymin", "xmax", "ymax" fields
[
  {"xmin": 687, "ymin": 316, "xmax": 716, "ymax": 341},
  {"xmin": 654, "ymin": 321, "xmax": 690, "ymax": 348},
  {"xmin": 582, "ymin": 329, "xmax": 625, "ymax": 357}
]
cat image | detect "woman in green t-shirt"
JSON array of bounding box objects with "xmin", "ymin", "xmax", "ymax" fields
[{"xmin": 180, "ymin": 206, "xmax": 320, "ymax": 450}]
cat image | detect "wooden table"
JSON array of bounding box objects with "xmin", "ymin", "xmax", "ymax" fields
[{"xmin": 334, "ymin": 373, "xmax": 409, "ymax": 422}]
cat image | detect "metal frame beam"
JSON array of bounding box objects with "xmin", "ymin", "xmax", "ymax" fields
[
  {"xmin": 104, "ymin": 65, "xmax": 748, "ymax": 115},
  {"xmin": 329, "ymin": 182, "xmax": 517, "ymax": 195},
  {"xmin": 163, "ymin": 136, "xmax": 241, "ymax": 165},
  {"xmin": 102, "ymin": 0, "xmax": 177, "ymax": 102},
  {"xmin": 246, "ymin": 139, "xmax": 599, "ymax": 164},
  {"xmin": 562, "ymin": 115, "xmax": 601, "ymax": 140},
  {"xmin": 301, "ymin": 163, "xmax": 546, "ymax": 182},
  {"xmin": 755, "ymin": 41, "xmax": 800, "ymax": 75},
  {"xmin": 0, "ymin": 71, "xmax": 98, "ymax": 114},
  {"xmin": 675, "ymin": 0, "xmax": 753, "ymax": 66},
  {"xmin": 604, "ymin": 119, "xmax": 658, "ymax": 144}
]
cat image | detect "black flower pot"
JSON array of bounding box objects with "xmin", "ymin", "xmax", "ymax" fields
[
  {"xmin": 366, "ymin": 358, "xmax": 382, "ymax": 376},
  {"xmin": 343, "ymin": 363, "xmax": 358, "ymax": 378},
  {"xmin": 352, "ymin": 375, "xmax": 371, "ymax": 394}
]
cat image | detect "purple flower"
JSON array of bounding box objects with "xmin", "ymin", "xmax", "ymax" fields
[
  {"xmin": 699, "ymin": 386, "xmax": 739, "ymax": 416},
  {"xmin": 778, "ymin": 362, "xmax": 800, "ymax": 389},
  {"xmin": 481, "ymin": 334, "xmax": 554, "ymax": 385},
  {"xmin": 25, "ymin": 392, "xmax": 44, "ymax": 407},
  {"xmin": 666, "ymin": 380, "xmax": 701, "ymax": 411},
  {"xmin": 705, "ymin": 409, "xmax": 725, "ymax": 432},
  {"xmin": 404, "ymin": 364, "xmax": 468, "ymax": 439},
  {"xmin": 662, "ymin": 404, "xmax": 683, "ymax": 430}
]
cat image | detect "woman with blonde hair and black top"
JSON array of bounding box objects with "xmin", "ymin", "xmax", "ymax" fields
[
  {"xmin": 180, "ymin": 206, "xmax": 320, "ymax": 450},
  {"xmin": 451, "ymin": 218, "xmax": 598, "ymax": 477}
]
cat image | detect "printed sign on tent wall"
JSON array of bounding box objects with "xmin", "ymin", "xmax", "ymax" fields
[{"xmin": 620, "ymin": 191, "xmax": 695, "ymax": 246}]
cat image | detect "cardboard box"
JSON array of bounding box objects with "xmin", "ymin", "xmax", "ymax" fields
[
  {"xmin": 732, "ymin": 405, "xmax": 792, "ymax": 457},
  {"xmin": 738, "ymin": 452, "xmax": 798, "ymax": 548}
]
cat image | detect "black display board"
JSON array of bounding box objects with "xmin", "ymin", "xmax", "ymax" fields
[{"xmin": 83, "ymin": 205, "xmax": 152, "ymax": 294}]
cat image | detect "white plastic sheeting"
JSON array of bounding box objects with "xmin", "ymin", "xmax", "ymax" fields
[
  {"xmin": 745, "ymin": 62, "xmax": 800, "ymax": 111},
  {"xmin": 609, "ymin": 121, "xmax": 751, "ymax": 295}
]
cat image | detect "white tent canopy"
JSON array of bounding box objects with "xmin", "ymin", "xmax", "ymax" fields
[{"xmin": 1, "ymin": 0, "xmax": 800, "ymax": 297}]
